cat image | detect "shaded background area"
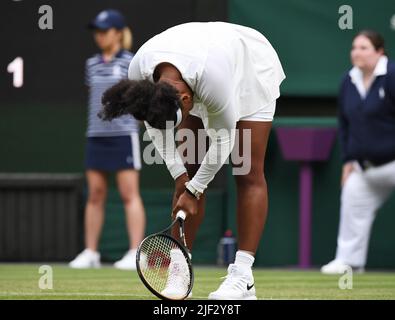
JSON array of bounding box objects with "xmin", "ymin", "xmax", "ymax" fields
[
  {"xmin": 230, "ymin": 0, "xmax": 395, "ymax": 96},
  {"xmin": 0, "ymin": 0, "xmax": 394, "ymax": 268}
]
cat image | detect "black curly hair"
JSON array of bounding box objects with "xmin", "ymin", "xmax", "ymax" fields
[{"xmin": 98, "ymin": 79, "xmax": 182, "ymax": 129}]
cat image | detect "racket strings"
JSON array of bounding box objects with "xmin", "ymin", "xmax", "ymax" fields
[{"xmin": 139, "ymin": 235, "xmax": 191, "ymax": 297}]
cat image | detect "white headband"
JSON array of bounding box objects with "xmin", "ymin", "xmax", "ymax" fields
[{"xmin": 174, "ymin": 108, "xmax": 183, "ymax": 128}]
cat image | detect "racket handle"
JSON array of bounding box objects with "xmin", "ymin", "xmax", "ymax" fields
[{"xmin": 176, "ymin": 210, "xmax": 186, "ymax": 221}]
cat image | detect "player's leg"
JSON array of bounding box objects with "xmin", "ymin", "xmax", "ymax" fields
[
  {"xmin": 209, "ymin": 120, "xmax": 272, "ymax": 300},
  {"xmin": 114, "ymin": 169, "xmax": 146, "ymax": 270},
  {"xmin": 234, "ymin": 121, "xmax": 271, "ymax": 253},
  {"xmin": 322, "ymin": 165, "xmax": 393, "ymax": 274},
  {"xmin": 172, "ymin": 114, "xmax": 208, "ymax": 250},
  {"xmin": 69, "ymin": 169, "xmax": 107, "ymax": 268}
]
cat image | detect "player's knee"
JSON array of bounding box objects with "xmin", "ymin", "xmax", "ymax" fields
[{"xmin": 235, "ymin": 171, "xmax": 265, "ymax": 188}]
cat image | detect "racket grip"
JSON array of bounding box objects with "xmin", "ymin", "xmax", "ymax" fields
[{"xmin": 176, "ymin": 210, "xmax": 186, "ymax": 221}]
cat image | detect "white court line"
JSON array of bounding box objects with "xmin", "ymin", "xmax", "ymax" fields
[
  {"xmin": 0, "ymin": 292, "xmax": 150, "ymax": 297},
  {"xmin": 0, "ymin": 292, "xmax": 209, "ymax": 299}
]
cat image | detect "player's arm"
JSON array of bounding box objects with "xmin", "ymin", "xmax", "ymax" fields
[
  {"xmin": 186, "ymin": 105, "xmax": 236, "ymax": 196},
  {"xmin": 144, "ymin": 121, "xmax": 188, "ymax": 180}
]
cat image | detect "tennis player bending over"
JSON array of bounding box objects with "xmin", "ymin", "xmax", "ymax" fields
[{"xmin": 100, "ymin": 22, "xmax": 285, "ymax": 300}]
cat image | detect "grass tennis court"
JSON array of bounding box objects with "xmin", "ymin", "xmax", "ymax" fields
[{"xmin": 0, "ymin": 264, "xmax": 394, "ymax": 300}]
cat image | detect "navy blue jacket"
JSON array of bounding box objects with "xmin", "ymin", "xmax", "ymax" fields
[{"xmin": 338, "ymin": 59, "xmax": 395, "ymax": 164}]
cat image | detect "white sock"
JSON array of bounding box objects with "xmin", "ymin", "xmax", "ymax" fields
[{"xmin": 234, "ymin": 250, "xmax": 255, "ymax": 269}]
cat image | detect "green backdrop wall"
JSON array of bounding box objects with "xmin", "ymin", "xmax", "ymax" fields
[{"xmin": 229, "ymin": 0, "xmax": 395, "ymax": 96}]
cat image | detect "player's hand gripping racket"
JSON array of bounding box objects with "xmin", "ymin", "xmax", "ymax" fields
[{"xmin": 136, "ymin": 210, "xmax": 194, "ymax": 300}]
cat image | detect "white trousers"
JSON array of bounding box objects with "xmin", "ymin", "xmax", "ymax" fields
[{"xmin": 335, "ymin": 159, "xmax": 395, "ymax": 267}]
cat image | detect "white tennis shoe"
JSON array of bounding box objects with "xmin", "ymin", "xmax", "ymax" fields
[
  {"xmin": 69, "ymin": 249, "xmax": 101, "ymax": 269},
  {"xmin": 208, "ymin": 264, "xmax": 257, "ymax": 300},
  {"xmin": 161, "ymin": 249, "xmax": 192, "ymax": 299}
]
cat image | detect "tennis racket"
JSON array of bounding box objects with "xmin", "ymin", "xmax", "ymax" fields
[{"xmin": 136, "ymin": 210, "xmax": 194, "ymax": 300}]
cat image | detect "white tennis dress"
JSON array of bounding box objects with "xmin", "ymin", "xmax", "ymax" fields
[{"xmin": 128, "ymin": 22, "xmax": 285, "ymax": 193}]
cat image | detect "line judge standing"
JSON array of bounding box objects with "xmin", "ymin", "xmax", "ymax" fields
[{"xmin": 322, "ymin": 30, "xmax": 395, "ymax": 274}]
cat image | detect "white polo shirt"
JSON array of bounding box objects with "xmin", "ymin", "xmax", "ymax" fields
[{"xmin": 128, "ymin": 22, "xmax": 285, "ymax": 193}]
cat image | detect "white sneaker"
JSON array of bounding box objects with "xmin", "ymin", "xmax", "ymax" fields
[
  {"xmin": 161, "ymin": 249, "xmax": 192, "ymax": 299},
  {"xmin": 321, "ymin": 259, "xmax": 364, "ymax": 275},
  {"xmin": 114, "ymin": 249, "xmax": 137, "ymax": 270},
  {"xmin": 208, "ymin": 264, "xmax": 257, "ymax": 300},
  {"xmin": 69, "ymin": 249, "xmax": 101, "ymax": 269}
]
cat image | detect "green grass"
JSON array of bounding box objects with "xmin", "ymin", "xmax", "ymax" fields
[{"xmin": 0, "ymin": 264, "xmax": 394, "ymax": 300}]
